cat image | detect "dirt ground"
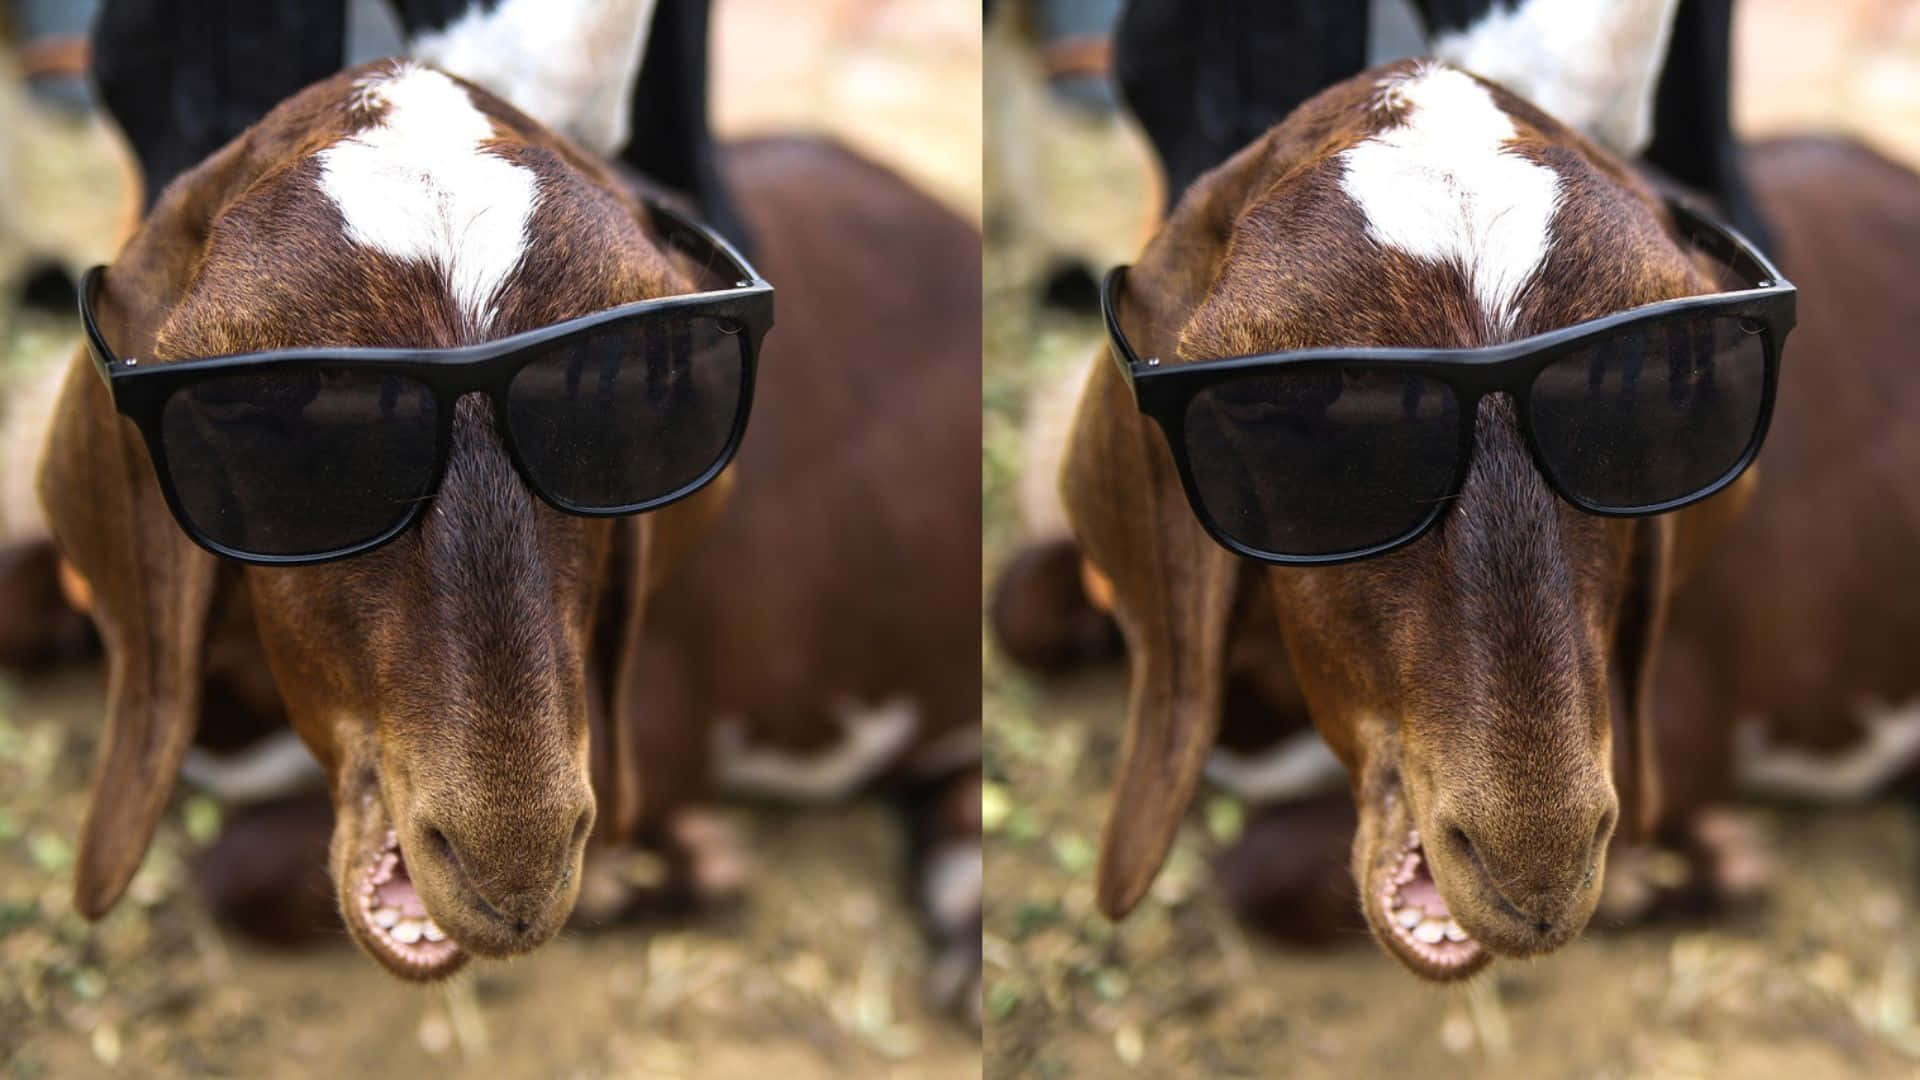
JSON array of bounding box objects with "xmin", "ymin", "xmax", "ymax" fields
[
  {"xmin": 982, "ymin": 1, "xmax": 1920, "ymax": 1077},
  {"xmin": 0, "ymin": 2, "xmax": 980, "ymax": 1078}
]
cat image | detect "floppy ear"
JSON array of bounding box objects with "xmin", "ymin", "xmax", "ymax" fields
[
  {"xmin": 1611, "ymin": 469, "xmax": 1757, "ymax": 843},
  {"xmin": 1064, "ymin": 356, "xmax": 1239, "ymax": 920},
  {"xmin": 1612, "ymin": 515, "xmax": 1673, "ymax": 844},
  {"xmin": 34, "ymin": 131, "xmax": 266, "ymax": 919},
  {"xmin": 588, "ymin": 475, "xmax": 736, "ymax": 843},
  {"xmin": 39, "ymin": 339, "xmax": 220, "ymax": 919},
  {"xmin": 1062, "ymin": 93, "xmax": 1407, "ymax": 918},
  {"xmin": 1061, "ymin": 131, "xmax": 1291, "ymax": 919},
  {"xmin": 1667, "ymin": 468, "xmax": 1756, "ymax": 588}
]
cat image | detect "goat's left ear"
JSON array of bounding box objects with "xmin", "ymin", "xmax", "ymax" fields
[
  {"xmin": 1613, "ymin": 469, "xmax": 1758, "ymax": 842},
  {"xmin": 1613, "ymin": 514, "xmax": 1672, "ymax": 844},
  {"xmin": 587, "ymin": 474, "xmax": 736, "ymax": 843}
]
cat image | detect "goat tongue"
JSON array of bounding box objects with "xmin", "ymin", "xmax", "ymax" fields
[
  {"xmin": 374, "ymin": 855, "xmax": 430, "ymax": 920},
  {"xmin": 1399, "ymin": 863, "xmax": 1449, "ymax": 919}
]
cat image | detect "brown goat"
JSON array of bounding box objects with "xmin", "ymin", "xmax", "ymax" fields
[
  {"xmin": 37, "ymin": 59, "xmax": 980, "ymax": 1004},
  {"xmin": 1102, "ymin": 132, "xmax": 1920, "ymax": 963},
  {"xmin": 1050, "ymin": 60, "xmax": 1765, "ymax": 980}
]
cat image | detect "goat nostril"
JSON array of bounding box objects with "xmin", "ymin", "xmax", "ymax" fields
[
  {"xmin": 1535, "ymin": 919, "xmax": 1552, "ymax": 935},
  {"xmin": 570, "ymin": 810, "xmax": 591, "ymax": 850},
  {"xmin": 425, "ymin": 825, "xmax": 453, "ymax": 862},
  {"xmin": 1447, "ymin": 826, "xmax": 1475, "ymax": 862},
  {"xmin": 513, "ymin": 918, "xmax": 531, "ymax": 935}
]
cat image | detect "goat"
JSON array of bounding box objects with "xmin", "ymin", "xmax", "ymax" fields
[
  {"xmin": 37, "ymin": 59, "xmax": 980, "ymax": 1013},
  {"xmin": 1042, "ymin": 58, "xmax": 1783, "ymax": 981}
]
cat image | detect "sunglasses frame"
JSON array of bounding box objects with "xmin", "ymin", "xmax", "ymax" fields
[
  {"xmin": 1103, "ymin": 198, "xmax": 1798, "ymax": 566},
  {"xmin": 81, "ymin": 199, "xmax": 773, "ymax": 567}
]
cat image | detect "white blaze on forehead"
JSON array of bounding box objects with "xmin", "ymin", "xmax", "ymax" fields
[
  {"xmin": 1339, "ymin": 64, "xmax": 1561, "ymax": 336},
  {"xmin": 316, "ymin": 63, "xmax": 537, "ymax": 332},
  {"xmin": 1431, "ymin": 0, "xmax": 1680, "ymax": 159}
]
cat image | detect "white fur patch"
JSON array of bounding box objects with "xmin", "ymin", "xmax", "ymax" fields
[
  {"xmin": 1432, "ymin": 0, "xmax": 1680, "ymax": 159},
  {"xmin": 922, "ymin": 842, "xmax": 982, "ymax": 933},
  {"xmin": 1339, "ymin": 63, "xmax": 1562, "ymax": 336},
  {"xmin": 315, "ymin": 63, "xmax": 538, "ymax": 332},
  {"xmin": 1735, "ymin": 701, "xmax": 1920, "ymax": 803},
  {"xmin": 181, "ymin": 730, "xmax": 326, "ymax": 805},
  {"xmin": 714, "ymin": 699, "xmax": 920, "ymax": 802},
  {"xmin": 1205, "ymin": 730, "xmax": 1348, "ymax": 803},
  {"xmin": 408, "ymin": 0, "xmax": 658, "ymax": 158}
]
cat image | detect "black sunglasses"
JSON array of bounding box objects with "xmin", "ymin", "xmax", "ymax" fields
[
  {"xmin": 1103, "ymin": 199, "xmax": 1796, "ymax": 565},
  {"xmin": 82, "ymin": 200, "xmax": 773, "ymax": 566}
]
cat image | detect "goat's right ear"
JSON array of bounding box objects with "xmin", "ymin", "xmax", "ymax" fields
[
  {"xmin": 33, "ymin": 128, "xmax": 262, "ymax": 919},
  {"xmin": 1063, "ymin": 349, "xmax": 1238, "ymax": 922},
  {"xmin": 38, "ymin": 346, "xmax": 219, "ymax": 919},
  {"xmin": 1061, "ymin": 122, "xmax": 1310, "ymax": 920}
]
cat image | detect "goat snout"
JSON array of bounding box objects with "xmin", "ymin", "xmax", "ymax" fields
[
  {"xmin": 1430, "ymin": 793, "xmax": 1615, "ymax": 951},
  {"xmin": 406, "ymin": 790, "xmax": 594, "ymax": 950}
]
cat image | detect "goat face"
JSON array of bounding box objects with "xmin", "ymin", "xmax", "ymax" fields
[
  {"xmin": 1074, "ymin": 62, "xmax": 1733, "ymax": 980},
  {"xmin": 57, "ymin": 61, "xmax": 701, "ymax": 979},
  {"xmin": 1221, "ymin": 64, "xmax": 1723, "ymax": 976}
]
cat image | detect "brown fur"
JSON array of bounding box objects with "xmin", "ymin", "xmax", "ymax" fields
[
  {"xmin": 38, "ymin": 61, "xmax": 982, "ymax": 1005},
  {"xmin": 38, "ymin": 62, "xmax": 740, "ymax": 976},
  {"xmin": 1057, "ymin": 61, "xmax": 1753, "ymax": 979}
]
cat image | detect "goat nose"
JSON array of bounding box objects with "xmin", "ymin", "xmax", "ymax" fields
[
  {"xmin": 1440, "ymin": 800, "xmax": 1614, "ymax": 932},
  {"xmin": 416, "ymin": 802, "xmax": 594, "ymax": 930}
]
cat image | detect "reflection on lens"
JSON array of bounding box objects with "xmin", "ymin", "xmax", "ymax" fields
[
  {"xmin": 159, "ymin": 369, "xmax": 439, "ymax": 557},
  {"xmin": 1182, "ymin": 369, "xmax": 1460, "ymax": 557},
  {"xmin": 506, "ymin": 315, "xmax": 746, "ymax": 510},
  {"xmin": 1529, "ymin": 316, "xmax": 1766, "ymax": 510}
]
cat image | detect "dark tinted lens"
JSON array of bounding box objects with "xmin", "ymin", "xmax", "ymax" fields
[
  {"xmin": 1181, "ymin": 369, "xmax": 1461, "ymax": 557},
  {"xmin": 159, "ymin": 369, "xmax": 439, "ymax": 557},
  {"xmin": 506, "ymin": 315, "xmax": 746, "ymax": 510},
  {"xmin": 1529, "ymin": 316, "xmax": 1768, "ymax": 509}
]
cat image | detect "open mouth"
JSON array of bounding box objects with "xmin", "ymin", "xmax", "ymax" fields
[
  {"xmin": 351, "ymin": 829, "xmax": 467, "ymax": 979},
  {"xmin": 1376, "ymin": 828, "xmax": 1486, "ymax": 978}
]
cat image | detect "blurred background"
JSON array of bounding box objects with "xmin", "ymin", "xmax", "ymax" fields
[
  {"xmin": 982, "ymin": 1, "xmax": 1920, "ymax": 1077},
  {"xmin": 0, "ymin": 1, "xmax": 978, "ymax": 1077}
]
